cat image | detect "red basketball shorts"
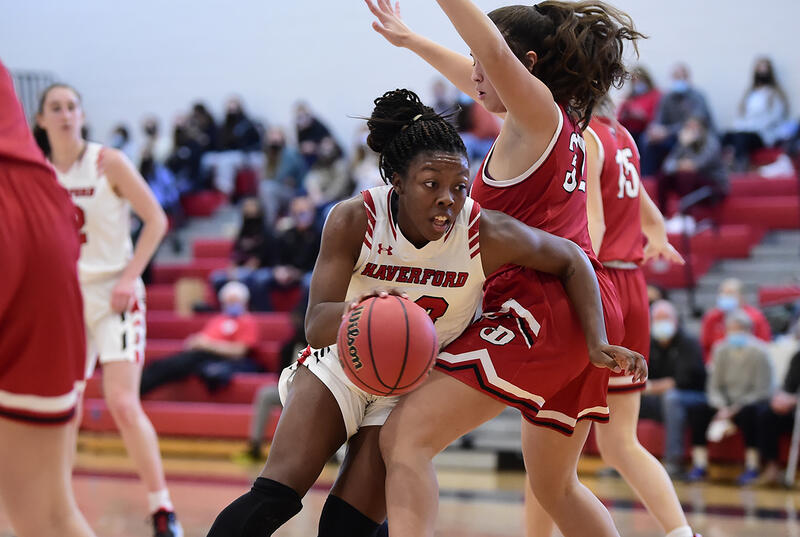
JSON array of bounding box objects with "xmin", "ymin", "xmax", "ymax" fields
[
  {"xmin": 605, "ymin": 267, "xmax": 649, "ymax": 393},
  {"xmin": 0, "ymin": 164, "xmax": 86, "ymax": 424}
]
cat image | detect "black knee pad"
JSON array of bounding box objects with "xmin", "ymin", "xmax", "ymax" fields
[
  {"xmin": 317, "ymin": 494, "xmax": 383, "ymax": 537},
  {"xmin": 207, "ymin": 477, "xmax": 302, "ymax": 537}
]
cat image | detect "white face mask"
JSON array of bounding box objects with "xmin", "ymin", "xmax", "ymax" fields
[{"xmin": 651, "ymin": 320, "xmax": 677, "ymax": 342}]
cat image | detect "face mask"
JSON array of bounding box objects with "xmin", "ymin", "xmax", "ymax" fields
[
  {"xmin": 224, "ymin": 303, "xmax": 245, "ymax": 317},
  {"xmin": 678, "ymin": 128, "xmax": 700, "ymax": 146},
  {"xmin": 110, "ymin": 133, "xmax": 125, "ymax": 148},
  {"xmin": 294, "ymin": 210, "xmax": 314, "ymax": 228},
  {"xmin": 671, "ymin": 79, "xmax": 690, "ymax": 94},
  {"xmin": 754, "ymin": 73, "xmax": 772, "ymax": 85},
  {"xmin": 144, "ymin": 125, "xmax": 157, "ymax": 137},
  {"xmin": 633, "ymin": 81, "xmax": 648, "ymax": 96},
  {"xmin": 716, "ymin": 295, "xmax": 739, "ymax": 312},
  {"xmin": 727, "ymin": 332, "xmax": 749, "ymax": 348},
  {"xmin": 651, "ymin": 320, "xmax": 677, "ymax": 342}
]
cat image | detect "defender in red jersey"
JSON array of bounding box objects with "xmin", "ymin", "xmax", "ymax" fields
[
  {"xmin": 367, "ymin": 2, "xmax": 652, "ymax": 537},
  {"xmin": 539, "ymin": 107, "xmax": 691, "ymax": 537},
  {"xmin": 0, "ymin": 60, "xmax": 95, "ymax": 537}
]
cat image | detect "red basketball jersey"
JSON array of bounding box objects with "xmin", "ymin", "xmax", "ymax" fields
[
  {"xmin": 585, "ymin": 116, "xmax": 644, "ymax": 265},
  {"xmin": 0, "ymin": 61, "xmax": 49, "ymax": 171},
  {"xmin": 471, "ymin": 105, "xmax": 593, "ymax": 256}
]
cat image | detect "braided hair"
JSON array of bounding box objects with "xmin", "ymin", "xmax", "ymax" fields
[{"xmin": 366, "ymin": 89, "xmax": 467, "ymax": 184}]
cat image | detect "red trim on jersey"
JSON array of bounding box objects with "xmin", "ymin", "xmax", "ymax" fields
[
  {"xmin": 297, "ymin": 346, "xmax": 312, "ymax": 365},
  {"xmin": 362, "ymin": 190, "xmax": 377, "ymax": 248},
  {"xmin": 470, "ymin": 247, "xmax": 480, "ymax": 259},
  {"xmin": 386, "ymin": 189, "xmax": 397, "ymax": 240}
]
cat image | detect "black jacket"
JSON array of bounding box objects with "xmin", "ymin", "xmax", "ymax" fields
[{"xmin": 648, "ymin": 329, "xmax": 707, "ymax": 391}]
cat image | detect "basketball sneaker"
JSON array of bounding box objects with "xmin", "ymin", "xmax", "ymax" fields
[{"xmin": 152, "ymin": 509, "xmax": 183, "ymax": 537}]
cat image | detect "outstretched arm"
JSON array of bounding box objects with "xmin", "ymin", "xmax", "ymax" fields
[
  {"xmin": 584, "ymin": 127, "xmax": 606, "ymax": 254},
  {"xmin": 479, "ymin": 209, "xmax": 646, "ymax": 381},
  {"xmin": 435, "ymin": 0, "xmax": 559, "ymax": 136},
  {"xmin": 366, "ymin": 0, "xmax": 477, "ymax": 100}
]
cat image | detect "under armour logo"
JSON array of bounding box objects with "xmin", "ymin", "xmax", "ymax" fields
[{"xmin": 377, "ymin": 243, "xmax": 393, "ymax": 256}]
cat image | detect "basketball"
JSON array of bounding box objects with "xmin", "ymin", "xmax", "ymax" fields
[{"xmin": 337, "ymin": 295, "xmax": 438, "ymax": 396}]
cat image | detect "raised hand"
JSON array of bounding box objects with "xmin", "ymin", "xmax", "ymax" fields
[{"xmin": 365, "ymin": 0, "xmax": 413, "ymax": 47}]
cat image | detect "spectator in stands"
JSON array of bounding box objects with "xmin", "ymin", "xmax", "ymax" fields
[
  {"xmin": 639, "ymin": 300, "xmax": 707, "ymax": 476},
  {"xmin": 701, "ymin": 278, "xmax": 772, "ymax": 361},
  {"xmin": 210, "ymin": 197, "xmax": 276, "ymax": 311},
  {"xmin": 303, "ymin": 137, "xmax": 351, "ymax": 210},
  {"xmin": 754, "ymin": 342, "xmax": 800, "ymax": 486},
  {"xmin": 686, "ymin": 310, "xmax": 774, "ymax": 484},
  {"xmin": 656, "ymin": 115, "xmax": 728, "ymax": 216},
  {"xmin": 456, "ymin": 92, "xmax": 502, "ymax": 178},
  {"xmin": 264, "ymin": 195, "xmax": 321, "ymax": 300},
  {"xmin": 349, "ymin": 126, "xmax": 383, "ymax": 194},
  {"xmin": 140, "ymin": 116, "xmax": 172, "ymax": 165},
  {"xmin": 203, "ymin": 97, "xmax": 264, "ymax": 196},
  {"xmin": 723, "ymin": 57, "xmax": 790, "ymax": 171},
  {"xmin": 186, "ymin": 102, "xmax": 218, "ymax": 155},
  {"xmin": 431, "ymin": 78, "xmax": 457, "ymax": 117},
  {"xmin": 617, "ymin": 65, "xmax": 662, "ymax": 149},
  {"xmin": 140, "ymin": 281, "xmax": 261, "ymax": 395},
  {"xmin": 295, "ymin": 101, "xmax": 334, "ymax": 167},
  {"xmin": 259, "ymin": 127, "xmax": 308, "ymax": 226},
  {"xmin": 109, "ymin": 123, "xmax": 137, "ymax": 162},
  {"xmin": 167, "ymin": 115, "xmax": 207, "ymax": 191},
  {"xmin": 641, "ymin": 63, "xmax": 714, "ymax": 176}
]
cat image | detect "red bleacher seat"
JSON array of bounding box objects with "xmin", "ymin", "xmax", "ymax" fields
[
  {"xmin": 192, "ymin": 239, "xmax": 233, "ymax": 259},
  {"xmin": 749, "ymin": 147, "xmax": 785, "ymax": 168},
  {"xmin": 146, "ymin": 311, "xmax": 293, "ymax": 342},
  {"xmin": 642, "ymin": 255, "xmax": 715, "ymax": 289},
  {"xmin": 717, "ymin": 196, "xmax": 800, "ymax": 229},
  {"xmin": 180, "ymin": 190, "xmax": 227, "ymax": 217},
  {"xmin": 151, "ymin": 258, "xmax": 229, "ymax": 284},
  {"xmin": 759, "ymin": 285, "xmax": 800, "ymax": 307},
  {"xmin": 234, "ymin": 168, "xmax": 259, "ymax": 198}
]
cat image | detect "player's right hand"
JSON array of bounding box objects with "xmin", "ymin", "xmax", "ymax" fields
[
  {"xmin": 366, "ymin": 0, "xmax": 413, "ymax": 48},
  {"xmin": 343, "ymin": 288, "xmax": 409, "ymax": 319},
  {"xmin": 589, "ymin": 344, "xmax": 648, "ymax": 384}
]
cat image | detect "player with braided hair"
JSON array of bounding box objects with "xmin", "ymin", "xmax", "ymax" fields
[{"xmin": 206, "ymin": 88, "xmax": 644, "ymax": 537}]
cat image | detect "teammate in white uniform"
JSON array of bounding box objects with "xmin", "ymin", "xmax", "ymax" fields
[
  {"xmin": 35, "ymin": 84, "xmax": 181, "ymax": 537},
  {"xmin": 207, "ymin": 89, "xmax": 642, "ymax": 537}
]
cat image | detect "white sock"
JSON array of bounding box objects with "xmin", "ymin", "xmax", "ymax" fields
[
  {"xmin": 148, "ymin": 489, "xmax": 174, "ymax": 513},
  {"xmin": 665, "ymin": 526, "xmax": 694, "ymax": 537},
  {"xmin": 691, "ymin": 446, "xmax": 708, "ymax": 468},
  {"xmin": 745, "ymin": 448, "xmax": 760, "ymax": 471}
]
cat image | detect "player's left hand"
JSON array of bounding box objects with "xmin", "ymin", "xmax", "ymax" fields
[
  {"xmin": 110, "ymin": 278, "xmax": 136, "ymax": 313},
  {"xmin": 643, "ymin": 239, "xmax": 685, "ymax": 265},
  {"xmin": 589, "ymin": 344, "xmax": 648, "ymax": 384}
]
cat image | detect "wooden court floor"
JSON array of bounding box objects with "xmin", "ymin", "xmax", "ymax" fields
[{"xmin": 1, "ymin": 437, "xmax": 799, "ymax": 537}]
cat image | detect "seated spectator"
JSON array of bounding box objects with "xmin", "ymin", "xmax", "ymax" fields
[
  {"xmin": 303, "ymin": 137, "xmax": 351, "ymax": 210},
  {"xmin": 431, "ymin": 78, "xmax": 457, "ymax": 117},
  {"xmin": 755, "ymin": 342, "xmax": 800, "ymax": 486},
  {"xmin": 295, "ymin": 101, "xmax": 334, "ymax": 167},
  {"xmin": 167, "ymin": 115, "xmax": 207, "ymax": 192},
  {"xmin": 210, "ymin": 197, "xmax": 276, "ymax": 311},
  {"xmin": 259, "ymin": 127, "xmax": 308, "ymax": 225},
  {"xmin": 686, "ymin": 310, "xmax": 774, "ymax": 484},
  {"xmin": 456, "ymin": 92, "xmax": 502, "ymax": 179},
  {"xmin": 639, "ymin": 300, "xmax": 707, "ymax": 476},
  {"xmin": 186, "ymin": 102, "xmax": 218, "ymax": 155},
  {"xmin": 701, "ymin": 278, "xmax": 772, "ymax": 361},
  {"xmin": 140, "ymin": 282, "xmax": 261, "ymax": 395},
  {"xmin": 617, "ymin": 65, "xmax": 662, "ymax": 149},
  {"xmin": 109, "ymin": 123, "xmax": 137, "ymax": 162},
  {"xmin": 266, "ymin": 196, "xmax": 322, "ymax": 298},
  {"xmin": 203, "ymin": 97, "xmax": 264, "ymax": 196},
  {"xmin": 657, "ymin": 115, "xmax": 728, "ymax": 216},
  {"xmin": 140, "ymin": 116, "xmax": 172, "ymax": 165},
  {"xmin": 723, "ymin": 58, "xmax": 789, "ymax": 171},
  {"xmin": 349, "ymin": 126, "xmax": 383, "ymax": 194},
  {"xmin": 641, "ymin": 63, "xmax": 714, "ymax": 176}
]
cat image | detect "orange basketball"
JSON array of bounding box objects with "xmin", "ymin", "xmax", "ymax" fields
[{"xmin": 337, "ymin": 295, "xmax": 438, "ymax": 396}]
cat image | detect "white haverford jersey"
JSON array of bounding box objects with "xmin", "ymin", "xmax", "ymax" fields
[
  {"xmin": 349, "ymin": 185, "xmax": 485, "ymax": 349},
  {"xmin": 55, "ymin": 142, "xmax": 134, "ymax": 283}
]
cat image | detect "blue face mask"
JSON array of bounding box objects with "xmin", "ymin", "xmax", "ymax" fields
[
  {"xmin": 727, "ymin": 332, "xmax": 749, "ymax": 348},
  {"xmin": 717, "ymin": 295, "xmax": 739, "ymax": 312},
  {"xmin": 651, "ymin": 320, "xmax": 677, "ymax": 342},
  {"xmin": 671, "ymin": 79, "xmax": 690, "ymax": 94},
  {"xmin": 633, "ymin": 81, "xmax": 649, "ymax": 96},
  {"xmin": 224, "ymin": 303, "xmax": 245, "ymax": 317}
]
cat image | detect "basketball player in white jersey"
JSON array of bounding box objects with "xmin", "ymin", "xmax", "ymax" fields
[
  {"xmin": 206, "ymin": 89, "xmax": 643, "ymax": 537},
  {"xmin": 35, "ymin": 84, "xmax": 182, "ymax": 537}
]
